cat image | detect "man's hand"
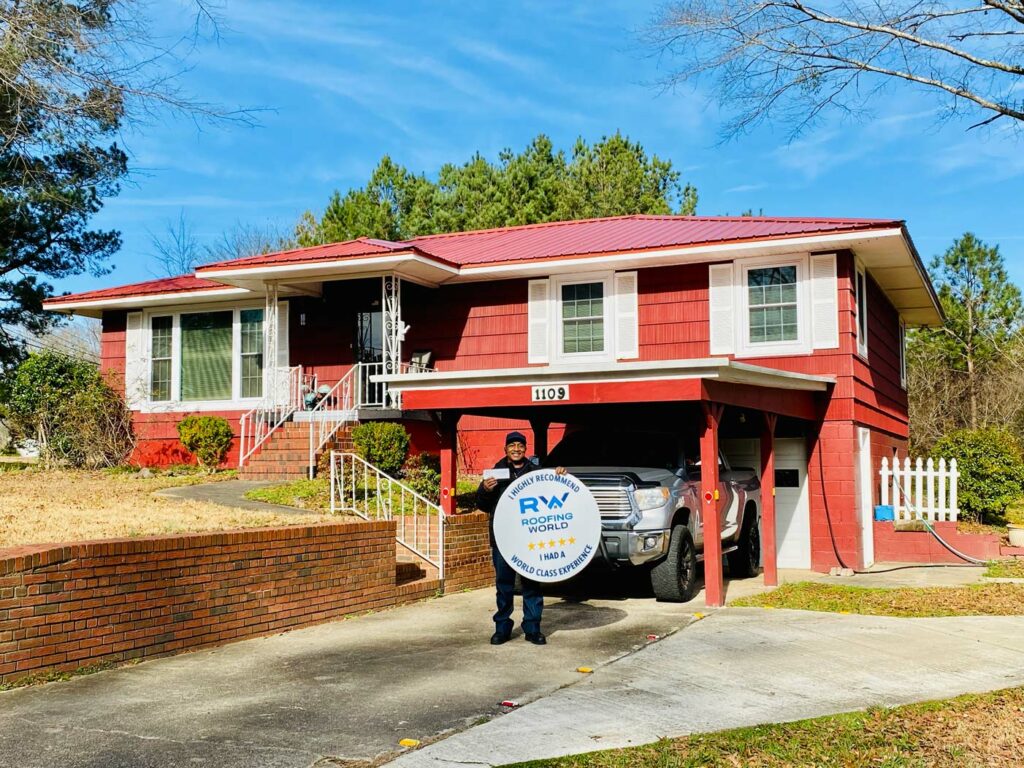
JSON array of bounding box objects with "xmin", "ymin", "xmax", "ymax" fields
[
  {"xmin": 483, "ymin": 477, "xmax": 498, "ymax": 491},
  {"xmin": 554, "ymin": 466, "xmax": 567, "ymax": 475}
]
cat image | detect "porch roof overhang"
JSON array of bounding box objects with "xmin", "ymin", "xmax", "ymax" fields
[{"xmin": 377, "ymin": 359, "xmax": 833, "ymax": 422}]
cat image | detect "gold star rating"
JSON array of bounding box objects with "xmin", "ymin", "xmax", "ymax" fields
[
  {"xmin": 537, "ymin": 540, "xmax": 546, "ymax": 549},
  {"xmin": 559, "ymin": 538, "xmax": 566, "ymax": 546},
  {"xmin": 548, "ymin": 540, "xmax": 556, "ymax": 548},
  {"xmin": 568, "ymin": 537, "xmax": 576, "ymax": 545},
  {"xmin": 527, "ymin": 542, "xmax": 535, "ymax": 551}
]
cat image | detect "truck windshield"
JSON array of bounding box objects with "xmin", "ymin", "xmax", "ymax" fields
[{"xmin": 547, "ymin": 429, "xmax": 683, "ymax": 470}]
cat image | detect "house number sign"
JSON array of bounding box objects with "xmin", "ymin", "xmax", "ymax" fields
[{"xmin": 531, "ymin": 384, "xmax": 570, "ymax": 402}]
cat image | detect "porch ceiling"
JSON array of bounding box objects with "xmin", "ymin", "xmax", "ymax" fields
[{"xmin": 377, "ymin": 359, "xmax": 833, "ymax": 422}]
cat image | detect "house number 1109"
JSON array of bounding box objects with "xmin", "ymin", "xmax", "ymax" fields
[{"xmin": 532, "ymin": 384, "xmax": 570, "ymax": 402}]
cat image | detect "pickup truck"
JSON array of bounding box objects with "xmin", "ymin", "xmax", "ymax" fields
[{"xmin": 546, "ymin": 428, "xmax": 762, "ymax": 602}]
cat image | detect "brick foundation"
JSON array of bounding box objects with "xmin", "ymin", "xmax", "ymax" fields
[{"xmin": 443, "ymin": 512, "xmax": 493, "ymax": 593}]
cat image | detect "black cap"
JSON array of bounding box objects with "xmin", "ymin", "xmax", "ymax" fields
[{"xmin": 505, "ymin": 431, "xmax": 528, "ymax": 447}]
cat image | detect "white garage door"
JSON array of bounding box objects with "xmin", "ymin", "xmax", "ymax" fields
[{"xmin": 721, "ymin": 437, "xmax": 811, "ymax": 570}]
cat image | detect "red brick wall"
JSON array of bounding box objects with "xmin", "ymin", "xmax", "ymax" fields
[
  {"xmin": 873, "ymin": 521, "xmax": 1002, "ymax": 563},
  {"xmin": 443, "ymin": 512, "xmax": 493, "ymax": 592},
  {"xmin": 807, "ymin": 420, "xmax": 861, "ymax": 570},
  {"xmin": 0, "ymin": 522, "xmax": 397, "ymax": 685}
]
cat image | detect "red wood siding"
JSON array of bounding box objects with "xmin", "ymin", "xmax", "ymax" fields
[{"xmin": 100, "ymin": 310, "xmax": 127, "ymax": 394}]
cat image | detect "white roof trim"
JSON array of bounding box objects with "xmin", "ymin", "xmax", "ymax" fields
[
  {"xmin": 376, "ymin": 358, "xmax": 834, "ymax": 393},
  {"xmin": 197, "ymin": 252, "xmax": 459, "ymax": 281},
  {"xmin": 45, "ymin": 287, "xmax": 252, "ymax": 317}
]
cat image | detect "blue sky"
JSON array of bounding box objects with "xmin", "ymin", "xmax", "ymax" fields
[{"xmin": 62, "ymin": 0, "xmax": 1024, "ymax": 296}]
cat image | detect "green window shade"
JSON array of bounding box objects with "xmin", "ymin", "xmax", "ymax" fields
[
  {"xmin": 748, "ymin": 266, "xmax": 798, "ymax": 343},
  {"xmin": 150, "ymin": 316, "xmax": 172, "ymax": 402},
  {"xmin": 561, "ymin": 282, "xmax": 605, "ymax": 354},
  {"xmin": 240, "ymin": 309, "xmax": 264, "ymax": 399},
  {"xmin": 181, "ymin": 311, "xmax": 232, "ymax": 401}
]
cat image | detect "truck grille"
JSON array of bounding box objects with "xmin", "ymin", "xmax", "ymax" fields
[{"xmin": 578, "ymin": 476, "xmax": 635, "ymax": 519}]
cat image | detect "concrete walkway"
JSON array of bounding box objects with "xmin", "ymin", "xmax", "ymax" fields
[
  {"xmin": 389, "ymin": 608, "xmax": 1024, "ymax": 767},
  {"xmin": 154, "ymin": 479, "xmax": 321, "ymax": 515}
]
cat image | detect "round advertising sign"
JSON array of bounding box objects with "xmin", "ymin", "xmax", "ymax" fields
[{"xmin": 492, "ymin": 471, "xmax": 602, "ymax": 583}]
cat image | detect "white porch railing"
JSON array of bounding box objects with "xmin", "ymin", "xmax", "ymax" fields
[
  {"xmin": 239, "ymin": 365, "xmax": 305, "ymax": 466},
  {"xmin": 330, "ymin": 451, "xmax": 444, "ymax": 579},
  {"xmin": 880, "ymin": 456, "xmax": 960, "ymax": 521},
  {"xmin": 307, "ymin": 366, "xmax": 358, "ymax": 478}
]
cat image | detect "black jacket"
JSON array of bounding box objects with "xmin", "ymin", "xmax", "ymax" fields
[{"xmin": 476, "ymin": 456, "xmax": 542, "ymax": 523}]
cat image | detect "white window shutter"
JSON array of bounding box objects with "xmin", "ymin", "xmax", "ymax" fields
[
  {"xmin": 708, "ymin": 263, "xmax": 735, "ymax": 355},
  {"xmin": 614, "ymin": 271, "xmax": 639, "ymax": 360},
  {"xmin": 527, "ymin": 279, "xmax": 551, "ymax": 364},
  {"xmin": 124, "ymin": 312, "xmax": 146, "ymax": 407},
  {"xmin": 276, "ymin": 300, "xmax": 290, "ymax": 367},
  {"xmin": 810, "ymin": 254, "xmax": 839, "ymax": 350}
]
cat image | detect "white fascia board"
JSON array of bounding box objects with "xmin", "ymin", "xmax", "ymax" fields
[
  {"xmin": 196, "ymin": 252, "xmax": 459, "ymax": 286},
  {"xmin": 377, "ymin": 358, "xmax": 834, "ymax": 393},
  {"xmin": 44, "ymin": 287, "xmax": 253, "ymax": 317},
  {"xmin": 447, "ymin": 229, "xmax": 906, "ymax": 282}
]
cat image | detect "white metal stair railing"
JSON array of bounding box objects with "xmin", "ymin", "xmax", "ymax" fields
[
  {"xmin": 238, "ymin": 365, "xmax": 304, "ymax": 467},
  {"xmin": 880, "ymin": 456, "xmax": 960, "ymax": 521},
  {"xmin": 330, "ymin": 450, "xmax": 444, "ymax": 580},
  {"xmin": 307, "ymin": 366, "xmax": 357, "ymax": 479}
]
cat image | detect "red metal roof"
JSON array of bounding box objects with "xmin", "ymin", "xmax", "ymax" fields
[
  {"xmin": 406, "ymin": 215, "xmax": 903, "ymax": 266},
  {"xmin": 199, "ymin": 237, "xmax": 409, "ymax": 270},
  {"xmin": 43, "ymin": 275, "xmax": 231, "ymax": 306}
]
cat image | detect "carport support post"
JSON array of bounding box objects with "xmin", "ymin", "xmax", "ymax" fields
[
  {"xmin": 761, "ymin": 413, "xmax": 779, "ymax": 587},
  {"xmin": 439, "ymin": 413, "xmax": 460, "ymax": 516},
  {"xmin": 701, "ymin": 402, "xmax": 725, "ymax": 608},
  {"xmin": 529, "ymin": 418, "xmax": 550, "ymax": 462}
]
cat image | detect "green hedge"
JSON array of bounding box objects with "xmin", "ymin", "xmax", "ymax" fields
[
  {"xmin": 351, "ymin": 421, "xmax": 410, "ymax": 477},
  {"xmin": 177, "ymin": 415, "xmax": 234, "ymax": 470},
  {"xmin": 931, "ymin": 427, "xmax": 1024, "ymax": 522}
]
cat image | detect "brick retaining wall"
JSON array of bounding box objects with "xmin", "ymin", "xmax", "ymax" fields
[
  {"xmin": 443, "ymin": 512, "xmax": 493, "ymax": 593},
  {"xmin": 0, "ymin": 522, "xmax": 397, "ymax": 684},
  {"xmin": 873, "ymin": 520, "xmax": 1002, "ymax": 563}
]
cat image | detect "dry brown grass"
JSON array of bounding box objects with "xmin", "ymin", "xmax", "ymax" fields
[{"xmin": 0, "ymin": 469, "xmax": 336, "ymax": 549}]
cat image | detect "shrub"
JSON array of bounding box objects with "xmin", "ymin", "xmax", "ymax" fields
[
  {"xmin": 177, "ymin": 415, "xmax": 234, "ymax": 470},
  {"xmin": 401, "ymin": 452, "xmax": 441, "ymax": 502},
  {"xmin": 3, "ymin": 351, "xmax": 134, "ymax": 468},
  {"xmin": 931, "ymin": 427, "xmax": 1024, "ymax": 523},
  {"xmin": 351, "ymin": 421, "xmax": 410, "ymax": 476}
]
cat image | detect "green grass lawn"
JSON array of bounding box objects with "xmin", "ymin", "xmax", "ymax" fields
[
  {"xmin": 731, "ymin": 581, "xmax": 1024, "ymax": 617},
  {"xmin": 246, "ymin": 476, "xmax": 482, "ymax": 514},
  {"xmin": 985, "ymin": 559, "xmax": 1024, "ymax": 579},
  {"xmin": 506, "ymin": 687, "xmax": 1024, "ymax": 767}
]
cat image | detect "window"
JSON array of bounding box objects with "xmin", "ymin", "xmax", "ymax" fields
[
  {"xmin": 150, "ymin": 316, "xmax": 172, "ymax": 401},
  {"xmin": 240, "ymin": 309, "xmax": 264, "ymax": 398},
  {"xmin": 561, "ymin": 281, "xmax": 605, "ymax": 354},
  {"xmin": 180, "ymin": 311, "xmax": 233, "ymax": 401},
  {"xmin": 855, "ymin": 262, "xmax": 868, "ymax": 358},
  {"xmin": 747, "ymin": 266, "xmax": 798, "ymax": 344}
]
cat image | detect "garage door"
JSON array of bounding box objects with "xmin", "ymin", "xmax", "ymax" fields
[{"xmin": 721, "ymin": 438, "xmax": 811, "ymax": 570}]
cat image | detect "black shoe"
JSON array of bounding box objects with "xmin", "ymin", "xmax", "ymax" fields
[
  {"xmin": 524, "ymin": 632, "xmax": 546, "ymax": 645},
  {"xmin": 490, "ymin": 631, "xmax": 511, "ymax": 645}
]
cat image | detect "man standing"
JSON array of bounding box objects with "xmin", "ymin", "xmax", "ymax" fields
[{"xmin": 477, "ymin": 431, "xmax": 563, "ymax": 646}]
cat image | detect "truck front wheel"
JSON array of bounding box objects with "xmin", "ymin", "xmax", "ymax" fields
[
  {"xmin": 651, "ymin": 525, "xmax": 699, "ymax": 602},
  {"xmin": 728, "ymin": 509, "xmax": 761, "ymax": 578}
]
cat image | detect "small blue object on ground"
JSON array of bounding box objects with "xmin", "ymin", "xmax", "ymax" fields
[{"xmin": 874, "ymin": 505, "xmax": 895, "ymax": 521}]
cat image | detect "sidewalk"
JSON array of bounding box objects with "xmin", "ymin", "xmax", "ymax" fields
[{"xmin": 388, "ymin": 607, "xmax": 1024, "ymax": 767}]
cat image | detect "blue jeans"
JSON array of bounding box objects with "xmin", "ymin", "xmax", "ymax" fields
[{"xmin": 492, "ymin": 546, "xmax": 543, "ymax": 636}]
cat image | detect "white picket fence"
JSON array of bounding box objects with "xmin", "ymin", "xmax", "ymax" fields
[{"xmin": 879, "ymin": 456, "xmax": 959, "ymax": 521}]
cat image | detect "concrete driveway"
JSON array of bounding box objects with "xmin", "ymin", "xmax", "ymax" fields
[{"xmin": 0, "ymin": 573, "xmax": 690, "ymax": 768}]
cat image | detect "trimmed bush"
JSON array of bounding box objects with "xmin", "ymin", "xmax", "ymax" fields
[
  {"xmin": 177, "ymin": 415, "xmax": 234, "ymax": 470},
  {"xmin": 402, "ymin": 452, "xmax": 441, "ymax": 502},
  {"xmin": 931, "ymin": 427, "xmax": 1024, "ymax": 523},
  {"xmin": 351, "ymin": 421, "xmax": 410, "ymax": 477}
]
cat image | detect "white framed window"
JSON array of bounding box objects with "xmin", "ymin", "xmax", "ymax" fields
[
  {"xmin": 143, "ymin": 304, "xmax": 268, "ymax": 408},
  {"xmin": 855, "ymin": 260, "xmax": 869, "ymax": 359},
  {"xmin": 552, "ymin": 272, "xmax": 614, "ymax": 363},
  {"xmin": 737, "ymin": 255, "xmax": 811, "ymax": 357},
  {"xmin": 899, "ymin": 318, "xmax": 907, "ymax": 389}
]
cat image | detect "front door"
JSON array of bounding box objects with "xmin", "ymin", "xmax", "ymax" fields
[{"xmin": 354, "ymin": 310, "xmax": 384, "ymax": 405}]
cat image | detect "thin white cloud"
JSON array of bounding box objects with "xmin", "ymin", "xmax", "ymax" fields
[{"xmin": 725, "ymin": 183, "xmax": 767, "ymax": 194}]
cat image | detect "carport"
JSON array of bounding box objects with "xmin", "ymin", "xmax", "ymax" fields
[{"xmin": 380, "ymin": 359, "xmax": 834, "ymax": 607}]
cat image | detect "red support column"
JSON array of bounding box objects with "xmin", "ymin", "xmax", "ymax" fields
[
  {"xmin": 701, "ymin": 402, "xmax": 725, "ymax": 608},
  {"xmin": 439, "ymin": 413, "xmax": 460, "ymax": 516},
  {"xmin": 761, "ymin": 413, "xmax": 779, "ymax": 587}
]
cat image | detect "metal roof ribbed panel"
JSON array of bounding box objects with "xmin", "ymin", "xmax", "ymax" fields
[
  {"xmin": 44, "ymin": 275, "xmax": 227, "ymax": 305},
  {"xmin": 407, "ymin": 215, "xmax": 902, "ymax": 265},
  {"xmin": 198, "ymin": 237, "xmax": 405, "ymax": 270}
]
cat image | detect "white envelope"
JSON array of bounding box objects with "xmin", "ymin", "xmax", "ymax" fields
[{"xmin": 483, "ymin": 468, "xmax": 511, "ymax": 480}]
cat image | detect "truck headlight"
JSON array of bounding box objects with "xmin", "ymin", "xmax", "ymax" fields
[{"xmin": 632, "ymin": 487, "xmax": 670, "ymax": 511}]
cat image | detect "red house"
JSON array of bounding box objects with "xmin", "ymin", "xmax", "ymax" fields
[{"xmin": 44, "ymin": 215, "xmax": 944, "ymax": 603}]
